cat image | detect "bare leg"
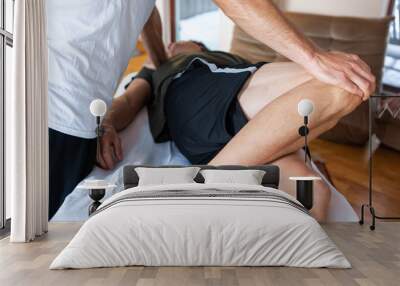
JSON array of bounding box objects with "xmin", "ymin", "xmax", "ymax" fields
[
  {"xmin": 209, "ymin": 62, "xmax": 362, "ymax": 165},
  {"xmin": 272, "ymin": 150, "xmax": 331, "ymax": 222},
  {"xmin": 272, "ymin": 118, "xmax": 339, "ymax": 161},
  {"xmin": 208, "ymin": 62, "xmax": 363, "ymax": 221}
]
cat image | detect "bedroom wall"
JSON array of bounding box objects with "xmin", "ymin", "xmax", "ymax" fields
[
  {"xmin": 156, "ymin": 0, "xmax": 173, "ymax": 45},
  {"xmin": 218, "ymin": 0, "xmax": 391, "ymax": 51},
  {"xmin": 275, "ymin": 0, "xmax": 390, "ymax": 18}
]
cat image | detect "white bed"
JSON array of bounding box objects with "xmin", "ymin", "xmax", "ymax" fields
[
  {"xmin": 49, "ymin": 71, "xmax": 356, "ymax": 269},
  {"xmin": 52, "ymin": 72, "xmax": 358, "ymax": 223},
  {"xmin": 50, "ymin": 182, "xmax": 351, "ymax": 269}
]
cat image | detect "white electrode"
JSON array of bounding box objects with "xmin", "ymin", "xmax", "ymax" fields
[
  {"xmin": 90, "ymin": 99, "xmax": 107, "ymax": 117},
  {"xmin": 298, "ymin": 99, "xmax": 314, "ymax": 117}
]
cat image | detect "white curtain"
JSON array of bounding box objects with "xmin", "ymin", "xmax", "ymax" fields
[{"xmin": 7, "ymin": 0, "xmax": 48, "ymax": 242}]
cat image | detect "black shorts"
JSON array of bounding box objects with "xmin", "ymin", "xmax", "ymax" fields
[{"xmin": 165, "ymin": 60, "xmax": 266, "ymax": 164}]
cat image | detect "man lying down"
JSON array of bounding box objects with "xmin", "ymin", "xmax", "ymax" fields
[{"xmin": 98, "ymin": 41, "xmax": 370, "ymax": 222}]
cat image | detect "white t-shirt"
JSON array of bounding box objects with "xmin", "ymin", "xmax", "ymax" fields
[{"xmin": 47, "ymin": 0, "xmax": 156, "ymax": 138}]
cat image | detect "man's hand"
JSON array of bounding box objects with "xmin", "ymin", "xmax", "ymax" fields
[
  {"xmin": 96, "ymin": 78, "xmax": 151, "ymax": 170},
  {"xmin": 305, "ymin": 51, "xmax": 376, "ymax": 101},
  {"xmin": 97, "ymin": 125, "xmax": 123, "ymax": 170}
]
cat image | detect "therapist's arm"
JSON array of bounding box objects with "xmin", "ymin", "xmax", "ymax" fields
[
  {"xmin": 98, "ymin": 78, "xmax": 151, "ymax": 169},
  {"xmin": 141, "ymin": 7, "xmax": 167, "ymax": 67},
  {"xmin": 214, "ymin": 0, "xmax": 375, "ymax": 100}
]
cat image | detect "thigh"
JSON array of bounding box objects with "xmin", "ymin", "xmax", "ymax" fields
[
  {"xmin": 272, "ymin": 151, "xmax": 314, "ymax": 196},
  {"xmin": 238, "ymin": 62, "xmax": 313, "ymax": 119},
  {"xmin": 271, "ymin": 150, "xmax": 331, "ymax": 221}
]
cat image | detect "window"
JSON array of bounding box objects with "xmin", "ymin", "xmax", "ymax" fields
[
  {"xmin": 0, "ymin": 0, "xmax": 14, "ymax": 232},
  {"xmin": 384, "ymin": 0, "xmax": 400, "ymax": 89},
  {"xmin": 390, "ymin": 0, "xmax": 400, "ymax": 45},
  {"xmin": 174, "ymin": 0, "xmax": 220, "ymax": 50}
]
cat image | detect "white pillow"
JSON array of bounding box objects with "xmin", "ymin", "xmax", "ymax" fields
[
  {"xmin": 135, "ymin": 167, "xmax": 200, "ymax": 186},
  {"xmin": 200, "ymin": 169, "xmax": 266, "ymax": 185}
]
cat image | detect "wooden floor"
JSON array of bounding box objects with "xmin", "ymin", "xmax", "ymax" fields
[
  {"xmin": 0, "ymin": 222, "xmax": 399, "ymax": 286},
  {"xmin": 124, "ymin": 42, "xmax": 147, "ymax": 76},
  {"xmin": 311, "ymin": 139, "xmax": 400, "ymax": 218}
]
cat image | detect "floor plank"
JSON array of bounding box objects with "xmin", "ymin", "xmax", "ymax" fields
[
  {"xmin": 0, "ymin": 222, "xmax": 399, "ymax": 286},
  {"xmin": 311, "ymin": 139, "xmax": 400, "ymax": 218}
]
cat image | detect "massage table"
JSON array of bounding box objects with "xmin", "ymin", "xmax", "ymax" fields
[{"xmin": 52, "ymin": 73, "xmax": 358, "ymax": 222}]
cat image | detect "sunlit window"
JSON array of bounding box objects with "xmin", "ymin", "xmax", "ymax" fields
[
  {"xmin": 383, "ymin": 0, "xmax": 400, "ymax": 89},
  {"xmin": 1, "ymin": 0, "xmax": 14, "ymax": 231},
  {"xmin": 389, "ymin": 0, "xmax": 400, "ymax": 44},
  {"xmin": 174, "ymin": 0, "xmax": 219, "ymax": 50}
]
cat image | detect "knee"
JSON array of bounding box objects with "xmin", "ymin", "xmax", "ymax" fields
[
  {"xmin": 312, "ymin": 80, "xmax": 362, "ymax": 120},
  {"xmin": 328, "ymin": 86, "xmax": 362, "ymax": 119}
]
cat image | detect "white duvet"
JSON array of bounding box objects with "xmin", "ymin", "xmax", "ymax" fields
[{"xmin": 50, "ymin": 183, "xmax": 350, "ymax": 269}]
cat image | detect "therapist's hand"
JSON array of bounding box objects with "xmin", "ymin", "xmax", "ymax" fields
[
  {"xmin": 97, "ymin": 125, "xmax": 123, "ymax": 170},
  {"xmin": 305, "ymin": 50, "xmax": 376, "ymax": 101},
  {"xmin": 213, "ymin": 0, "xmax": 375, "ymax": 100}
]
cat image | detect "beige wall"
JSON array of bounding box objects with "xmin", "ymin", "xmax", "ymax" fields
[
  {"xmin": 219, "ymin": 0, "xmax": 392, "ymax": 50},
  {"xmin": 218, "ymin": 10, "xmax": 234, "ymax": 52},
  {"xmin": 156, "ymin": 0, "xmax": 172, "ymax": 45},
  {"xmin": 274, "ymin": 0, "xmax": 390, "ymax": 18}
]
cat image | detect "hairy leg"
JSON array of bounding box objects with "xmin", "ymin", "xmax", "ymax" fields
[
  {"xmin": 208, "ymin": 62, "xmax": 363, "ymax": 221},
  {"xmin": 209, "ymin": 62, "xmax": 362, "ymax": 165},
  {"xmin": 272, "ymin": 150, "xmax": 331, "ymax": 222},
  {"xmin": 272, "ymin": 118, "xmax": 339, "ymax": 161}
]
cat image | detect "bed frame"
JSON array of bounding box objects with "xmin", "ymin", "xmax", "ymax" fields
[{"xmin": 123, "ymin": 165, "xmax": 280, "ymax": 189}]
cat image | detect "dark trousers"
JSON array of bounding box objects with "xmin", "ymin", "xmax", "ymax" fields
[{"xmin": 49, "ymin": 128, "xmax": 97, "ymax": 219}]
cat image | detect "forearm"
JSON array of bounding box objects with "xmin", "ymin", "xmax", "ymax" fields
[
  {"xmin": 102, "ymin": 78, "xmax": 151, "ymax": 131},
  {"xmin": 141, "ymin": 8, "xmax": 167, "ymax": 67},
  {"xmin": 214, "ymin": 0, "xmax": 316, "ymax": 66}
]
